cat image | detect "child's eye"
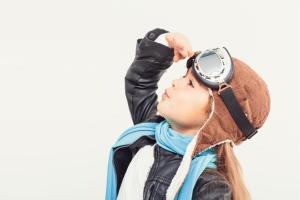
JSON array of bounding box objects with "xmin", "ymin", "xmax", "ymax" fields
[
  {"xmin": 188, "ymin": 79, "xmax": 194, "ymax": 87},
  {"xmin": 182, "ymin": 75, "xmax": 194, "ymax": 88}
]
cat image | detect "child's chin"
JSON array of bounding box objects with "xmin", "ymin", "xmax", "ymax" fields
[{"xmin": 157, "ymin": 104, "xmax": 166, "ymax": 117}]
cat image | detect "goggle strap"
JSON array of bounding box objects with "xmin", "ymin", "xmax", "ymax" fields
[
  {"xmin": 219, "ymin": 86, "xmax": 258, "ymax": 140},
  {"xmin": 186, "ymin": 51, "xmax": 201, "ymax": 69}
]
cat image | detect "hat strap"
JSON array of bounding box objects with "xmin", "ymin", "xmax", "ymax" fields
[{"xmin": 218, "ymin": 84, "xmax": 257, "ymax": 139}]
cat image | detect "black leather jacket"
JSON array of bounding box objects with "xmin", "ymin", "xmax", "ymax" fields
[{"xmin": 113, "ymin": 28, "xmax": 232, "ymax": 200}]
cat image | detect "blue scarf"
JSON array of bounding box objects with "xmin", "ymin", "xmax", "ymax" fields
[{"xmin": 105, "ymin": 120, "xmax": 217, "ymax": 200}]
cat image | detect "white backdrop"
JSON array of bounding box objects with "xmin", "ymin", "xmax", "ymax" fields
[{"xmin": 0, "ymin": 0, "xmax": 299, "ymax": 199}]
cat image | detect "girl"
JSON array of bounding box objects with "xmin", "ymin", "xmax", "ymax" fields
[{"xmin": 105, "ymin": 28, "xmax": 271, "ymax": 200}]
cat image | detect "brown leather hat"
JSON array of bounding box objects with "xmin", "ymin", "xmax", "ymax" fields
[{"xmin": 191, "ymin": 57, "xmax": 271, "ymax": 157}]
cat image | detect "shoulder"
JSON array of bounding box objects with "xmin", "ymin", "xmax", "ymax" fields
[{"xmin": 192, "ymin": 168, "xmax": 232, "ymax": 200}]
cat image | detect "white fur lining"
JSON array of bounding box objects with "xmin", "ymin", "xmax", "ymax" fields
[{"xmin": 117, "ymin": 144, "xmax": 156, "ymax": 200}]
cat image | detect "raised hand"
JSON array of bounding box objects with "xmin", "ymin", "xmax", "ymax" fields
[{"xmin": 165, "ymin": 32, "xmax": 194, "ymax": 62}]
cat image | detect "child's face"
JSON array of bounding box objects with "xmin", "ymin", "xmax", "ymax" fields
[{"xmin": 157, "ymin": 67, "xmax": 210, "ymax": 131}]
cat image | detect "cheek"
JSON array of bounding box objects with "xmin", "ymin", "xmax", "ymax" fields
[
  {"xmin": 175, "ymin": 91, "xmax": 206, "ymax": 116},
  {"xmin": 157, "ymin": 89, "xmax": 210, "ymax": 124}
]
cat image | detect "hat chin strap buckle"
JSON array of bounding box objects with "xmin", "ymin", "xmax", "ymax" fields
[{"xmin": 218, "ymin": 82, "xmax": 232, "ymax": 95}]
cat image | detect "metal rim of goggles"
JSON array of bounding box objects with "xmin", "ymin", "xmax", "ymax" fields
[
  {"xmin": 186, "ymin": 47, "xmax": 257, "ymax": 140},
  {"xmin": 187, "ymin": 47, "xmax": 234, "ymax": 89}
]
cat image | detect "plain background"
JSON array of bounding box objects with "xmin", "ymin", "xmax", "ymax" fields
[{"xmin": 0, "ymin": 0, "xmax": 299, "ymax": 199}]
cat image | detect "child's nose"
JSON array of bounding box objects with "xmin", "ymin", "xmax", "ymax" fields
[
  {"xmin": 172, "ymin": 79, "xmax": 179, "ymax": 87},
  {"xmin": 172, "ymin": 77, "xmax": 186, "ymax": 88},
  {"xmin": 172, "ymin": 80, "xmax": 176, "ymax": 87}
]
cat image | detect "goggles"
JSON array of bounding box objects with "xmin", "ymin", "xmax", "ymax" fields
[{"xmin": 186, "ymin": 47, "xmax": 257, "ymax": 140}]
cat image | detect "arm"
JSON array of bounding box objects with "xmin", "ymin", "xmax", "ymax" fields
[{"xmin": 125, "ymin": 28, "xmax": 174, "ymax": 125}]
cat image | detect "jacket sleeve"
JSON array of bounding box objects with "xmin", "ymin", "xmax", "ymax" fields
[
  {"xmin": 125, "ymin": 28, "xmax": 174, "ymax": 125},
  {"xmin": 192, "ymin": 169, "xmax": 232, "ymax": 200}
]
